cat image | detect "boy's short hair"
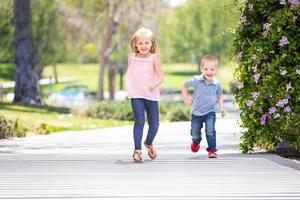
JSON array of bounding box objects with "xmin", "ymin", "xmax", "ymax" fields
[{"xmin": 200, "ymin": 55, "xmax": 218, "ymax": 69}]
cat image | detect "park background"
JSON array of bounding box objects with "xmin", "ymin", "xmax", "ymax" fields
[{"xmin": 0, "ymin": 0, "xmax": 299, "ymax": 154}]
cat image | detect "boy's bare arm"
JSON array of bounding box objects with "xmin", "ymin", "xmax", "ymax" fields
[
  {"xmin": 217, "ymin": 95, "xmax": 226, "ymax": 117},
  {"xmin": 182, "ymin": 84, "xmax": 192, "ymax": 105}
]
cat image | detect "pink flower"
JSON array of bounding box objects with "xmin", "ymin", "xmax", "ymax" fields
[
  {"xmin": 237, "ymin": 82, "xmax": 244, "ymax": 89},
  {"xmin": 235, "ymin": 52, "xmax": 242, "ymax": 62},
  {"xmin": 260, "ymin": 114, "xmax": 268, "ymax": 126},
  {"xmin": 263, "ymin": 22, "xmax": 272, "ymax": 31},
  {"xmin": 240, "ymin": 16, "xmax": 247, "ymax": 23},
  {"xmin": 253, "ymin": 73, "xmax": 260, "ymax": 83},
  {"xmin": 268, "ymin": 107, "xmax": 277, "ymax": 115},
  {"xmin": 247, "ymin": 100, "xmax": 253, "ymax": 108},
  {"xmin": 251, "ymin": 54, "xmax": 257, "ymax": 60},
  {"xmin": 251, "ymin": 92, "xmax": 258, "ymax": 101},
  {"xmin": 289, "ymin": 0, "xmax": 299, "ymax": 7},
  {"xmin": 284, "ymin": 106, "xmax": 291, "ymax": 113},
  {"xmin": 279, "ymin": 36, "xmax": 289, "ymax": 46},
  {"xmin": 276, "ymin": 98, "xmax": 289, "ymax": 107}
]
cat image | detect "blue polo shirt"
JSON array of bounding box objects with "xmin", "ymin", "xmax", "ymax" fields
[{"xmin": 184, "ymin": 75, "xmax": 222, "ymax": 116}]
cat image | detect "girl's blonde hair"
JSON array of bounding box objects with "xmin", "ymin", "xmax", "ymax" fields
[{"xmin": 130, "ymin": 27, "xmax": 159, "ymax": 54}]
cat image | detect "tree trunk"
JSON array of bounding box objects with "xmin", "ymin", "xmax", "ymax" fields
[
  {"xmin": 13, "ymin": 0, "xmax": 41, "ymax": 104},
  {"xmin": 108, "ymin": 64, "xmax": 117, "ymax": 100}
]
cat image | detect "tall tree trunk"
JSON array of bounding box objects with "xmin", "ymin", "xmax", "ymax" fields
[
  {"xmin": 13, "ymin": 0, "xmax": 41, "ymax": 104},
  {"xmin": 108, "ymin": 63, "xmax": 117, "ymax": 100}
]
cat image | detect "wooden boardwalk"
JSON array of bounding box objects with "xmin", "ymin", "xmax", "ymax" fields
[
  {"xmin": 0, "ymin": 115, "xmax": 300, "ymax": 199},
  {"xmin": 0, "ymin": 154, "xmax": 300, "ymax": 200}
]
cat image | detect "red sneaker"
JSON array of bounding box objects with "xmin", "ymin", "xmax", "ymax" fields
[
  {"xmin": 191, "ymin": 142, "xmax": 200, "ymax": 153},
  {"xmin": 208, "ymin": 150, "xmax": 217, "ymax": 158}
]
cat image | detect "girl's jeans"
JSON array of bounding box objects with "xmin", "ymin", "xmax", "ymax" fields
[
  {"xmin": 130, "ymin": 98, "xmax": 159, "ymax": 150},
  {"xmin": 190, "ymin": 112, "xmax": 217, "ymax": 151}
]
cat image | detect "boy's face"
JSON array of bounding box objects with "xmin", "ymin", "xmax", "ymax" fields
[
  {"xmin": 136, "ymin": 34, "xmax": 152, "ymax": 55},
  {"xmin": 200, "ymin": 60, "xmax": 217, "ymax": 81}
]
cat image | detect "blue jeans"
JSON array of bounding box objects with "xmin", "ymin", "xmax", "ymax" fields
[
  {"xmin": 130, "ymin": 98, "xmax": 159, "ymax": 150},
  {"xmin": 190, "ymin": 112, "xmax": 217, "ymax": 151}
]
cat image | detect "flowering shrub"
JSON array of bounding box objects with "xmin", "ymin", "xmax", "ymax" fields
[{"xmin": 232, "ymin": 0, "xmax": 300, "ymax": 153}]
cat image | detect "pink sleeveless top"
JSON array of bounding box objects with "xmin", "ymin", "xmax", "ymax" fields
[{"xmin": 126, "ymin": 53, "xmax": 160, "ymax": 101}]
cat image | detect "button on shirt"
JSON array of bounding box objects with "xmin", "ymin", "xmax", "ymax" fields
[{"xmin": 184, "ymin": 75, "xmax": 222, "ymax": 116}]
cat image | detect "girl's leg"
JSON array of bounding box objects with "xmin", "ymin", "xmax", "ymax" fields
[
  {"xmin": 204, "ymin": 112, "xmax": 217, "ymax": 151},
  {"xmin": 130, "ymin": 98, "xmax": 146, "ymax": 150},
  {"xmin": 144, "ymin": 100, "xmax": 159, "ymax": 145}
]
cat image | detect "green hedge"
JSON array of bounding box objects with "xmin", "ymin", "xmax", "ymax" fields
[
  {"xmin": 232, "ymin": 0, "xmax": 300, "ymax": 152},
  {"xmin": 0, "ymin": 115, "xmax": 27, "ymax": 139},
  {"xmin": 87, "ymin": 101, "xmax": 191, "ymax": 122}
]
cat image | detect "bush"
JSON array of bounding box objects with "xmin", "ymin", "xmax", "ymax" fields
[
  {"xmin": 232, "ymin": 0, "xmax": 300, "ymax": 152},
  {"xmin": 87, "ymin": 101, "xmax": 191, "ymax": 122},
  {"xmin": 0, "ymin": 115, "xmax": 27, "ymax": 139},
  {"xmin": 88, "ymin": 101, "xmax": 134, "ymax": 121}
]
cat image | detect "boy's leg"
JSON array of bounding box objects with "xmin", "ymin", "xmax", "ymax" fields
[
  {"xmin": 190, "ymin": 114, "xmax": 204, "ymax": 145},
  {"xmin": 204, "ymin": 112, "xmax": 217, "ymax": 151},
  {"xmin": 145, "ymin": 99, "xmax": 159, "ymax": 145},
  {"xmin": 130, "ymin": 98, "xmax": 146, "ymax": 150}
]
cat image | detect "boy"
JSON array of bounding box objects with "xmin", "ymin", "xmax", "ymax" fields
[{"xmin": 182, "ymin": 55, "xmax": 225, "ymax": 158}]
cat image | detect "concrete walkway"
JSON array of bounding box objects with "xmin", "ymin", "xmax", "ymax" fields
[{"xmin": 0, "ymin": 113, "xmax": 300, "ymax": 199}]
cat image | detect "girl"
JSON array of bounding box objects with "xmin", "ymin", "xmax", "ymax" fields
[{"xmin": 126, "ymin": 27, "xmax": 164, "ymax": 162}]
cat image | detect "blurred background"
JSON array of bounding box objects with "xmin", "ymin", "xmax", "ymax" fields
[{"xmin": 0, "ymin": 0, "xmax": 239, "ymax": 137}]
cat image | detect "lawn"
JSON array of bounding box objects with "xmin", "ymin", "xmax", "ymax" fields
[
  {"xmin": 1, "ymin": 62, "xmax": 234, "ymax": 93},
  {"xmin": 41, "ymin": 62, "xmax": 234, "ymax": 93},
  {"xmin": 0, "ymin": 103, "xmax": 131, "ymax": 133}
]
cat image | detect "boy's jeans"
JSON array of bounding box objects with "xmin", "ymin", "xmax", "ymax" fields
[
  {"xmin": 190, "ymin": 112, "xmax": 217, "ymax": 151},
  {"xmin": 130, "ymin": 98, "xmax": 159, "ymax": 150}
]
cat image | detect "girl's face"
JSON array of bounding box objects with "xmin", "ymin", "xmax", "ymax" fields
[
  {"xmin": 200, "ymin": 61, "xmax": 217, "ymax": 81},
  {"xmin": 136, "ymin": 34, "xmax": 152, "ymax": 55}
]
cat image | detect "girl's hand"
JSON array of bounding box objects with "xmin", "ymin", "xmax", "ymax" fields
[
  {"xmin": 183, "ymin": 98, "xmax": 192, "ymax": 106},
  {"xmin": 148, "ymin": 83, "xmax": 156, "ymax": 92}
]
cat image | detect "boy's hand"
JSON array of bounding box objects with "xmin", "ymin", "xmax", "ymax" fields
[
  {"xmin": 221, "ymin": 109, "xmax": 226, "ymax": 117},
  {"xmin": 183, "ymin": 98, "xmax": 192, "ymax": 105}
]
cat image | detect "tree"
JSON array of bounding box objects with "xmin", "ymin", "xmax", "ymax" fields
[
  {"xmin": 97, "ymin": 0, "xmax": 161, "ymax": 100},
  {"xmin": 13, "ymin": 0, "xmax": 41, "ymax": 104},
  {"xmin": 159, "ymin": 0, "xmax": 238, "ymax": 63}
]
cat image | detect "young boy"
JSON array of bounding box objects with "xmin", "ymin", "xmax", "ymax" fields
[{"xmin": 182, "ymin": 55, "xmax": 225, "ymax": 158}]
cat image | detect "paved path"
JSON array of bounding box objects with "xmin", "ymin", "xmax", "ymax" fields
[{"xmin": 0, "ymin": 113, "xmax": 300, "ymax": 200}]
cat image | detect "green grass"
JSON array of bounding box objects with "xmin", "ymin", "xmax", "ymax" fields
[
  {"xmin": 41, "ymin": 62, "xmax": 234, "ymax": 93},
  {"xmin": 162, "ymin": 62, "xmax": 234, "ymax": 91},
  {"xmin": 0, "ymin": 103, "xmax": 131, "ymax": 133}
]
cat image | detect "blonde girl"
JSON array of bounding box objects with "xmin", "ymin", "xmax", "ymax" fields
[{"xmin": 126, "ymin": 27, "xmax": 164, "ymax": 162}]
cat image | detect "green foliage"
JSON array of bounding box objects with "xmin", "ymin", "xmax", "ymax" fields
[
  {"xmin": 0, "ymin": 115, "xmax": 13, "ymax": 139},
  {"xmin": 160, "ymin": 102, "xmax": 191, "ymax": 121},
  {"xmin": 88, "ymin": 101, "xmax": 134, "ymax": 121},
  {"xmin": 0, "ymin": 0, "xmax": 14, "ymax": 63},
  {"xmin": 0, "ymin": 115, "xmax": 27, "ymax": 139},
  {"xmin": 159, "ymin": 0, "xmax": 239, "ymax": 63},
  {"xmin": 231, "ymin": 0, "xmax": 300, "ymax": 152},
  {"xmin": 88, "ymin": 101, "xmax": 191, "ymax": 122}
]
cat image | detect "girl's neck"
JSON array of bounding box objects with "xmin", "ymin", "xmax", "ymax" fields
[{"xmin": 135, "ymin": 52, "xmax": 151, "ymax": 58}]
